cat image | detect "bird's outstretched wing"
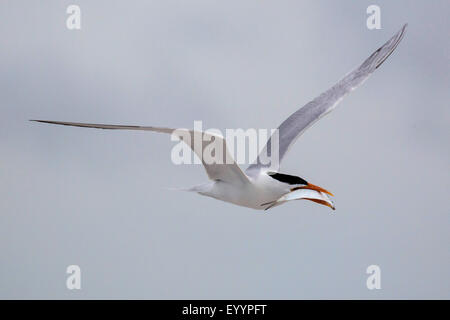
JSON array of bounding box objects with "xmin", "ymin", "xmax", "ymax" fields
[
  {"xmin": 30, "ymin": 120, "xmax": 249, "ymax": 185},
  {"xmin": 247, "ymin": 24, "xmax": 407, "ymax": 173}
]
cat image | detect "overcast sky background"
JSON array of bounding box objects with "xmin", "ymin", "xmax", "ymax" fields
[{"xmin": 0, "ymin": 1, "xmax": 448, "ymax": 299}]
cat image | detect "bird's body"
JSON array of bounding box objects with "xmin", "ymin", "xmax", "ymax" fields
[
  {"xmin": 31, "ymin": 24, "xmax": 407, "ymax": 211},
  {"xmin": 191, "ymin": 173, "xmax": 288, "ymax": 210},
  {"xmin": 192, "ymin": 170, "xmax": 334, "ymax": 210}
]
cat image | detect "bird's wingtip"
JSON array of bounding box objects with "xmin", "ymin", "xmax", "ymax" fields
[
  {"xmin": 401, "ymin": 23, "xmax": 408, "ymax": 34},
  {"xmin": 398, "ymin": 23, "xmax": 408, "ymax": 37}
]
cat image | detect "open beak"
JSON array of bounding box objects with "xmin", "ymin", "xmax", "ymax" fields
[
  {"xmin": 291, "ymin": 183, "xmax": 335, "ymax": 210},
  {"xmin": 261, "ymin": 187, "xmax": 335, "ymax": 211}
]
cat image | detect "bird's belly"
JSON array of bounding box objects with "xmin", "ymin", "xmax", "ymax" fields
[{"xmin": 209, "ymin": 181, "xmax": 287, "ymax": 210}]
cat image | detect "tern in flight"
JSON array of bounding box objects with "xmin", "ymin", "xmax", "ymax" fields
[{"xmin": 32, "ymin": 24, "xmax": 407, "ymax": 211}]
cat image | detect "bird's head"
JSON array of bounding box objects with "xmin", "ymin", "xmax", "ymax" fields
[{"xmin": 267, "ymin": 172, "xmax": 335, "ymax": 210}]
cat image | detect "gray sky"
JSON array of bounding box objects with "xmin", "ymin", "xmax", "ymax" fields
[{"xmin": 0, "ymin": 0, "xmax": 449, "ymax": 299}]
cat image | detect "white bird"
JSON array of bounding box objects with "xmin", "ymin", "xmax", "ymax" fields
[{"xmin": 31, "ymin": 24, "xmax": 407, "ymax": 211}]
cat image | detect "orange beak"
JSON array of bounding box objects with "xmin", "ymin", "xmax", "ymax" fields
[{"xmin": 292, "ymin": 183, "xmax": 334, "ymax": 197}]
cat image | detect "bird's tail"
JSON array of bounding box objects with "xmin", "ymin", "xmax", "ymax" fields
[
  {"xmin": 163, "ymin": 186, "xmax": 199, "ymax": 193},
  {"xmin": 164, "ymin": 183, "xmax": 211, "ymax": 193}
]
